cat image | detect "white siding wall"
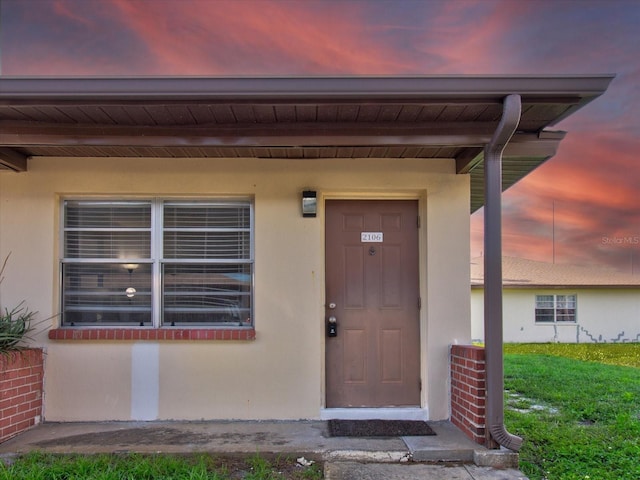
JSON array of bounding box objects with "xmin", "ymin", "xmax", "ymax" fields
[{"xmin": 471, "ymin": 287, "xmax": 640, "ymax": 343}]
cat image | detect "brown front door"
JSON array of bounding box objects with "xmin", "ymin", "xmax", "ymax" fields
[{"xmin": 325, "ymin": 200, "xmax": 420, "ymax": 407}]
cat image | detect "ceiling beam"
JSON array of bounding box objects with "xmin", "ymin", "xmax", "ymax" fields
[
  {"xmin": 0, "ymin": 120, "xmax": 499, "ymax": 148},
  {"xmin": 0, "ymin": 148, "xmax": 28, "ymax": 171},
  {"xmin": 456, "ymin": 131, "xmax": 565, "ymax": 174},
  {"xmin": 456, "ymin": 149, "xmax": 484, "ymax": 174}
]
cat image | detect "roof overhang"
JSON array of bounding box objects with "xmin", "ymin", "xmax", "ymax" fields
[{"xmin": 0, "ymin": 75, "xmax": 614, "ymax": 211}]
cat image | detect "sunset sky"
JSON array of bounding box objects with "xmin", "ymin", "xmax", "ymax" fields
[{"xmin": 1, "ymin": 0, "xmax": 639, "ymax": 272}]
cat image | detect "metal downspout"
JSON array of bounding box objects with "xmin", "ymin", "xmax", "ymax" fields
[{"xmin": 483, "ymin": 94, "xmax": 523, "ymax": 451}]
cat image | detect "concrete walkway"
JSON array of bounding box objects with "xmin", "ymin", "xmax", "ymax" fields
[{"xmin": 0, "ymin": 420, "xmax": 528, "ymax": 479}]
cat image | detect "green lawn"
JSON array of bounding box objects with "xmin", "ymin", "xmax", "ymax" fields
[
  {"xmin": 0, "ymin": 452, "xmax": 323, "ymax": 480},
  {"xmin": 504, "ymin": 343, "xmax": 640, "ymax": 480}
]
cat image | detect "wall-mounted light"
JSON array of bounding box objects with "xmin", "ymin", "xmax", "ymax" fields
[{"xmin": 302, "ymin": 190, "xmax": 317, "ymax": 218}]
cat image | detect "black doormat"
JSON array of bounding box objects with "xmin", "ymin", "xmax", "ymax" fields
[{"xmin": 327, "ymin": 419, "xmax": 436, "ymax": 437}]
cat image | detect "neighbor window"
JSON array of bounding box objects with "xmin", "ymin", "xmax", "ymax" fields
[
  {"xmin": 535, "ymin": 294, "xmax": 576, "ymax": 323},
  {"xmin": 61, "ymin": 199, "xmax": 253, "ymax": 327}
]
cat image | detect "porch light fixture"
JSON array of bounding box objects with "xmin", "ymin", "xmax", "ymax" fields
[
  {"xmin": 123, "ymin": 263, "xmax": 139, "ymax": 273},
  {"xmin": 302, "ymin": 190, "xmax": 317, "ymax": 218},
  {"xmin": 124, "ymin": 263, "xmax": 138, "ymax": 298}
]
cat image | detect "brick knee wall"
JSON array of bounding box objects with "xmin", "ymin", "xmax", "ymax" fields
[
  {"xmin": 0, "ymin": 349, "xmax": 44, "ymax": 443},
  {"xmin": 450, "ymin": 345, "xmax": 486, "ymax": 446}
]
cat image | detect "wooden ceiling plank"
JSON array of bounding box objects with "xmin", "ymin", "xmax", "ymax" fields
[
  {"xmin": 303, "ymin": 147, "xmax": 320, "ymax": 158},
  {"xmin": 455, "ymin": 104, "xmax": 491, "ymax": 122},
  {"xmin": 401, "ymin": 146, "xmax": 422, "ymax": 158},
  {"xmin": 316, "ymin": 105, "xmax": 338, "ymax": 122},
  {"xmin": 188, "ymin": 105, "xmax": 217, "ymax": 125},
  {"xmin": 77, "ymin": 106, "xmax": 117, "ymax": 124},
  {"xmin": 295, "ymin": 105, "xmax": 317, "ymax": 122},
  {"xmin": 286, "ymin": 148, "xmax": 304, "ymax": 158},
  {"xmin": 274, "ymin": 105, "xmax": 296, "ymax": 122},
  {"xmin": 356, "ymin": 105, "xmax": 381, "ymax": 122},
  {"xmin": 253, "ymin": 105, "xmax": 277, "ymax": 123},
  {"xmin": 56, "ymin": 105, "xmax": 98, "ymax": 124},
  {"xmin": 378, "ymin": 105, "xmax": 402, "ymax": 122},
  {"xmin": 167, "ymin": 105, "xmax": 196, "ymax": 126},
  {"xmin": 141, "ymin": 105, "xmax": 175, "ymax": 125},
  {"xmin": 437, "ymin": 105, "xmax": 468, "ymax": 122},
  {"xmin": 337, "ymin": 105, "xmax": 359, "ymax": 122},
  {"xmin": 100, "ymin": 105, "xmax": 137, "ymax": 126},
  {"xmin": 396, "ymin": 105, "xmax": 422, "ymax": 122},
  {"xmin": 210, "ymin": 105, "xmax": 236, "ymax": 124},
  {"xmin": 417, "ymin": 105, "xmax": 446, "ymax": 122},
  {"xmin": 0, "ymin": 106, "xmax": 33, "ymax": 122},
  {"xmin": 231, "ymin": 105, "xmax": 256, "ymax": 124},
  {"xmin": 319, "ymin": 147, "xmax": 337, "ymax": 158}
]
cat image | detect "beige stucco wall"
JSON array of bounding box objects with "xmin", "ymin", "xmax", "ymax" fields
[
  {"xmin": 0, "ymin": 156, "xmax": 470, "ymax": 421},
  {"xmin": 471, "ymin": 287, "xmax": 640, "ymax": 343}
]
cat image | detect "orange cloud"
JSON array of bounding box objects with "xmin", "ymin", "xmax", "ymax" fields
[
  {"xmin": 517, "ymin": 133, "xmax": 640, "ymax": 212},
  {"xmin": 472, "ymin": 128, "xmax": 640, "ymax": 270}
]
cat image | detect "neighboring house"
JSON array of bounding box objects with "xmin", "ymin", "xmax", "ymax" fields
[
  {"xmin": 0, "ymin": 76, "xmax": 612, "ymax": 434},
  {"xmin": 471, "ymin": 256, "xmax": 640, "ymax": 343}
]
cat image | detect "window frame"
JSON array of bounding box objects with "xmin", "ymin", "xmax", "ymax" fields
[
  {"xmin": 534, "ymin": 294, "xmax": 577, "ymax": 324},
  {"xmin": 59, "ymin": 196, "xmax": 254, "ymax": 329}
]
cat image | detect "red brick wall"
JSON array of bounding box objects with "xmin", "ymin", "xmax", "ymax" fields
[
  {"xmin": 0, "ymin": 348, "xmax": 44, "ymax": 443},
  {"xmin": 49, "ymin": 328, "xmax": 256, "ymax": 341},
  {"xmin": 450, "ymin": 345, "xmax": 486, "ymax": 446}
]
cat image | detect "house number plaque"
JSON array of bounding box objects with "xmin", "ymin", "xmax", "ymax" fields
[{"xmin": 361, "ymin": 232, "xmax": 383, "ymax": 243}]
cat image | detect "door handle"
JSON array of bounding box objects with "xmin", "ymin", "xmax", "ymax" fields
[{"xmin": 327, "ymin": 315, "xmax": 338, "ymax": 337}]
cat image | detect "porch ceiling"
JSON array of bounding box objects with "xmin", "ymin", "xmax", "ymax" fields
[{"xmin": 0, "ymin": 75, "xmax": 613, "ymax": 212}]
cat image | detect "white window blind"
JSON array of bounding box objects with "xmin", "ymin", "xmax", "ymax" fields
[
  {"xmin": 64, "ymin": 201, "xmax": 151, "ymax": 259},
  {"xmin": 162, "ymin": 202, "xmax": 252, "ymax": 326},
  {"xmin": 62, "ymin": 201, "xmax": 152, "ymax": 326}
]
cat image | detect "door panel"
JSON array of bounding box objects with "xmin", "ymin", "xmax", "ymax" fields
[{"xmin": 325, "ymin": 200, "xmax": 420, "ymax": 408}]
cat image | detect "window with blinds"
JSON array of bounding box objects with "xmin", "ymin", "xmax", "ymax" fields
[
  {"xmin": 535, "ymin": 294, "xmax": 576, "ymax": 323},
  {"xmin": 162, "ymin": 202, "xmax": 252, "ymax": 326},
  {"xmin": 61, "ymin": 199, "xmax": 253, "ymax": 327}
]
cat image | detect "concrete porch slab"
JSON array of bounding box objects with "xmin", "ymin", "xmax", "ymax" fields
[
  {"xmin": 0, "ymin": 420, "xmax": 523, "ymax": 475},
  {"xmin": 0, "ymin": 420, "xmax": 407, "ymax": 459},
  {"xmin": 404, "ymin": 421, "xmax": 519, "ymax": 469}
]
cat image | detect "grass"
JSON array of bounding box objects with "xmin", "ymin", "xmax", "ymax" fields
[
  {"xmin": 504, "ymin": 343, "xmax": 640, "ymax": 480},
  {"xmin": 0, "ymin": 452, "xmax": 323, "ymax": 480},
  {"xmin": 504, "ymin": 342, "xmax": 640, "ymax": 368}
]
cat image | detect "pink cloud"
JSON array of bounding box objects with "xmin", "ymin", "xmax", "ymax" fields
[
  {"xmin": 413, "ymin": 1, "xmax": 538, "ymax": 74},
  {"xmin": 105, "ymin": 0, "xmax": 417, "ymax": 74},
  {"xmin": 472, "ymin": 128, "xmax": 640, "ymax": 269}
]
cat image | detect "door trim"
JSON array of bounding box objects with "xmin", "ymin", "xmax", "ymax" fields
[{"xmin": 320, "ymin": 407, "xmax": 428, "ymax": 421}]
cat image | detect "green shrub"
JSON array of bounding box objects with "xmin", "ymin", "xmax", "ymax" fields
[
  {"xmin": 0, "ymin": 301, "xmax": 36, "ymax": 355},
  {"xmin": 0, "ymin": 253, "xmax": 37, "ymax": 356}
]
